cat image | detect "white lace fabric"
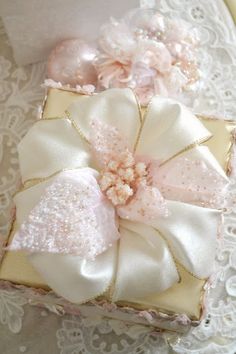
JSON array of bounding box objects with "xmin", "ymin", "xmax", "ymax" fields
[{"xmin": 1, "ymin": 1, "xmax": 236, "ymax": 353}]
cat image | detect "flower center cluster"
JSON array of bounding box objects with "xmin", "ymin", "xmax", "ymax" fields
[{"xmin": 99, "ymin": 151, "xmax": 148, "ymax": 206}]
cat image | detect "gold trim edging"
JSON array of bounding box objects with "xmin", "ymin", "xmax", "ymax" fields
[
  {"xmin": 159, "ymin": 134, "xmax": 213, "ymax": 167},
  {"xmin": 197, "ymin": 114, "xmax": 236, "ymax": 176},
  {"xmin": 155, "ymin": 228, "xmax": 208, "ymax": 281},
  {"xmin": 65, "ymin": 110, "xmax": 91, "ymax": 145}
]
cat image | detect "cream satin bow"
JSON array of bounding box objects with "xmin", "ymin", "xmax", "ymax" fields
[{"xmin": 11, "ymin": 89, "xmax": 228, "ymax": 304}]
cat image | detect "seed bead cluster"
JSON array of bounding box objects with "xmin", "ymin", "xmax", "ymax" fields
[{"xmin": 99, "ymin": 150, "xmax": 148, "ymax": 206}]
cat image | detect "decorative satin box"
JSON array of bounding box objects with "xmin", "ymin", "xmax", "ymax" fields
[{"xmin": 0, "ymin": 87, "xmax": 235, "ymax": 334}]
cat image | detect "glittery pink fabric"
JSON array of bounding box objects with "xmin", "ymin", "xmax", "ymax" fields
[
  {"xmin": 10, "ymin": 121, "xmax": 227, "ymax": 258},
  {"xmin": 150, "ymin": 154, "xmax": 227, "ymax": 208},
  {"xmin": 118, "ymin": 184, "xmax": 168, "ymax": 222},
  {"xmin": 10, "ymin": 169, "xmax": 119, "ymax": 260},
  {"xmin": 90, "ymin": 118, "xmax": 130, "ymax": 168}
]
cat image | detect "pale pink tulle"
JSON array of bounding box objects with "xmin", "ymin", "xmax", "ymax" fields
[
  {"xmin": 117, "ymin": 184, "xmax": 169, "ymax": 222},
  {"xmin": 10, "ymin": 169, "xmax": 120, "ymax": 260},
  {"xmin": 150, "ymin": 154, "xmax": 228, "ymax": 208}
]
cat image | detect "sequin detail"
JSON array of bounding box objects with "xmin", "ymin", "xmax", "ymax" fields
[
  {"xmin": 118, "ymin": 184, "xmax": 168, "ymax": 221},
  {"xmin": 90, "ymin": 118, "xmax": 130, "ymax": 168},
  {"xmin": 10, "ymin": 169, "xmax": 119, "ymax": 260}
]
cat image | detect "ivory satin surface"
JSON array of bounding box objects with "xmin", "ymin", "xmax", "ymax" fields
[{"xmin": 0, "ymin": 88, "xmax": 234, "ymax": 319}]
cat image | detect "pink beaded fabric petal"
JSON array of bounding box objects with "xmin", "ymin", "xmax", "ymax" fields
[
  {"xmin": 150, "ymin": 153, "xmax": 228, "ymax": 208},
  {"xmin": 10, "ymin": 169, "xmax": 120, "ymax": 260},
  {"xmin": 117, "ymin": 184, "xmax": 168, "ymax": 223},
  {"xmin": 89, "ymin": 118, "xmax": 131, "ymax": 168}
]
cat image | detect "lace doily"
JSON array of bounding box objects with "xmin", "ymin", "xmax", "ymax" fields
[{"xmin": 1, "ymin": 0, "xmax": 236, "ymax": 353}]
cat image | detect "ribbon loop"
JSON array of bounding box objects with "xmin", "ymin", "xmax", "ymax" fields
[{"xmin": 113, "ymin": 221, "xmax": 179, "ymax": 301}]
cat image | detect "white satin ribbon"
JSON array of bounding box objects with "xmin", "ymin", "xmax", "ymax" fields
[{"xmin": 13, "ymin": 89, "xmax": 227, "ymax": 304}]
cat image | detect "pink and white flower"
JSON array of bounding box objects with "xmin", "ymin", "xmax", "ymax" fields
[{"xmin": 95, "ymin": 9, "xmax": 200, "ymax": 104}]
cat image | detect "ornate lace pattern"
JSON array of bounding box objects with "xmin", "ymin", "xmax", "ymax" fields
[{"xmin": 1, "ymin": 1, "xmax": 236, "ymax": 353}]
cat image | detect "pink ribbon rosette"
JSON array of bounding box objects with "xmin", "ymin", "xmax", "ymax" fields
[{"xmin": 10, "ymin": 89, "xmax": 228, "ymax": 304}]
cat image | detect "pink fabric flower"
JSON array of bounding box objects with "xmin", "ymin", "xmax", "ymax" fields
[{"xmin": 94, "ymin": 9, "xmax": 200, "ymax": 104}]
